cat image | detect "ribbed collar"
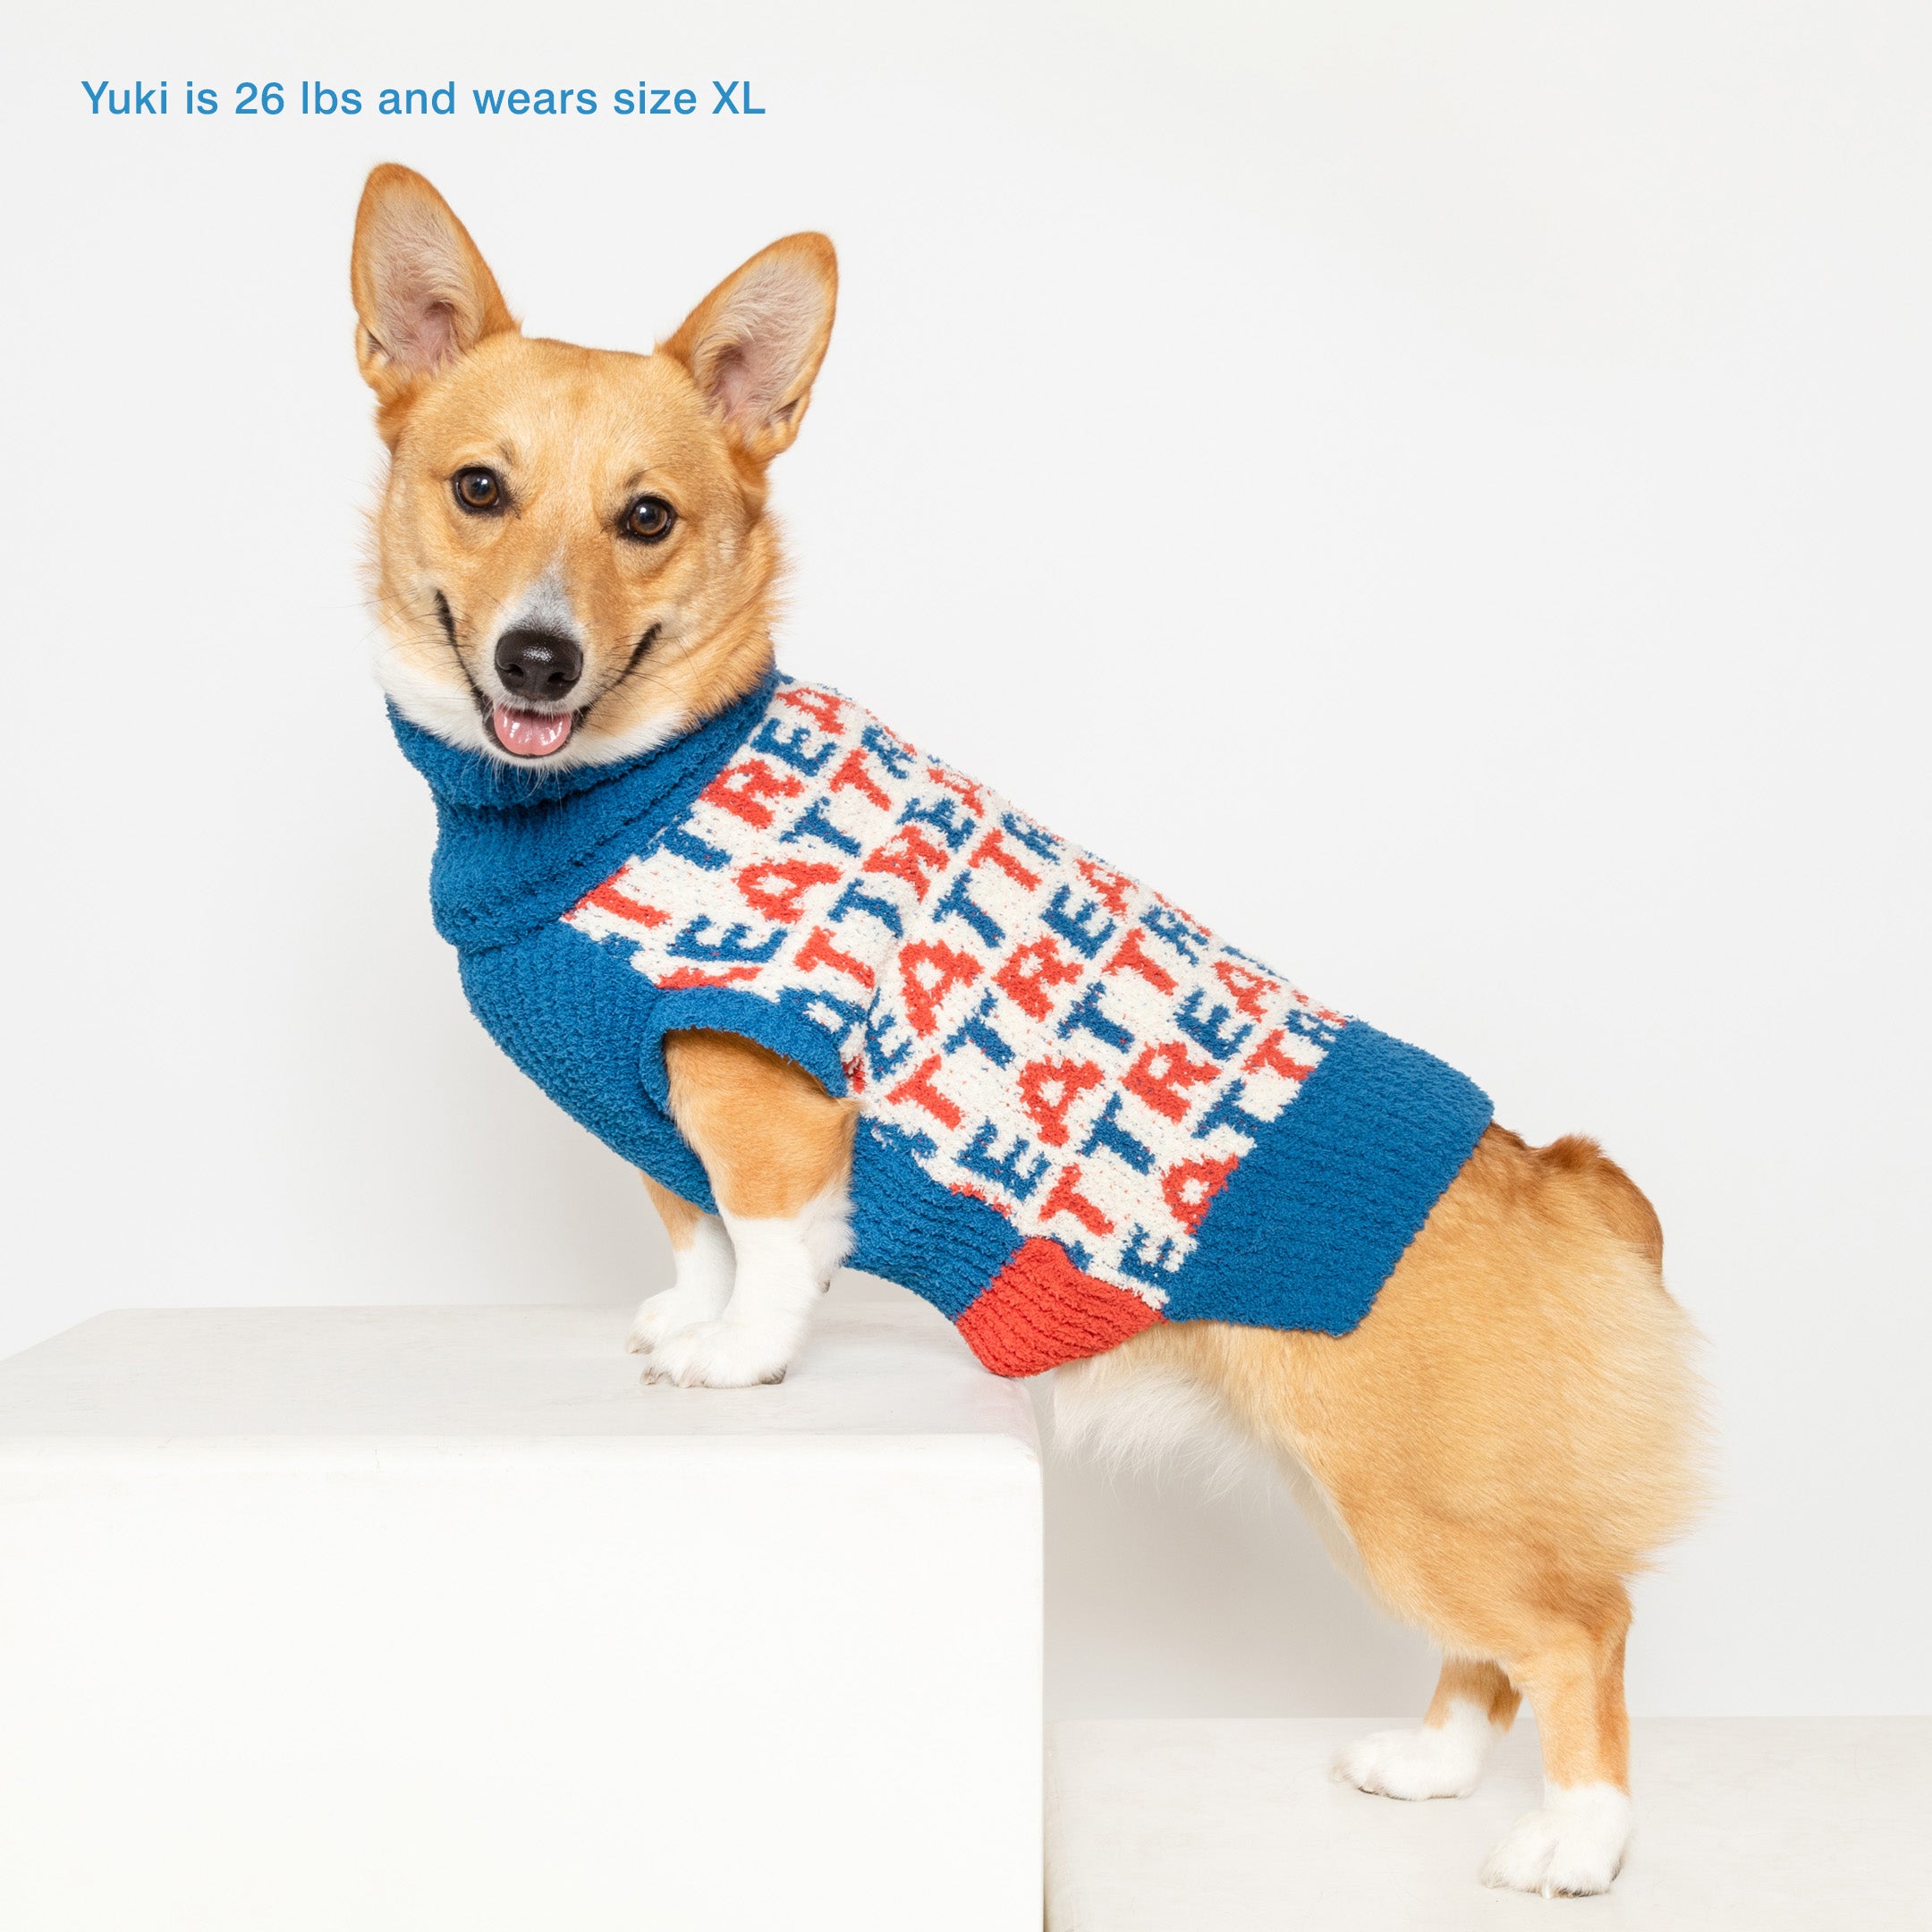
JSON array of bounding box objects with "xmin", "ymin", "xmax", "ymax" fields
[{"xmin": 389, "ymin": 669, "xmax": 778, "ymax": 952}]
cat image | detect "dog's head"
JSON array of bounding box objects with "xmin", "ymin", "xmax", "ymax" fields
[{"xmin": 351, "ymin": 165, "xmax": 836, "ymax": 767}]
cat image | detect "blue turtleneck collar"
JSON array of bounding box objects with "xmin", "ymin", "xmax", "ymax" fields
[{"xmin": 389, "ymin": 668, "xmax": 779, "ymax": 953}]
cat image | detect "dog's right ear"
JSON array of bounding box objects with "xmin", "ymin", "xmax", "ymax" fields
[{"xmin": 350, "ymin": 165, "xmax": 516, "ymax": 427}]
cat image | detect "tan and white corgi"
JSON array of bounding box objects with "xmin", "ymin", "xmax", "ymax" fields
[{"xmin": 351, "ymin": 164, "xmax": 1707, "ymax": 1899}]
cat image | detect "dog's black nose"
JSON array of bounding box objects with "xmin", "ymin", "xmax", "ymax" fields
[{"xmin": 495, "ymin": 627, "xmax": 583, "ymax": 701}]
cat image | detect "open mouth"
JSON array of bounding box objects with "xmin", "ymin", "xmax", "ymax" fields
[{"xmin": 489, "ymin": 701, "xmax": 578, "ymax": 758}]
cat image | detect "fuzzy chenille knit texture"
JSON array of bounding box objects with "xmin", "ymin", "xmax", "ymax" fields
[{"xmin": 393, "ymin": 675, "xmax": 1492, "ymax": 1377}]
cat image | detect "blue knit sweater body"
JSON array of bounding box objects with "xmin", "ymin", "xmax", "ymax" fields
[{"xmin": 394, "ymin": 674, "xmax": 1491, "ymax": 1375}]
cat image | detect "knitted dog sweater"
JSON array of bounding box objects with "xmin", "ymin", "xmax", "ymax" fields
[{"xmin": 392, "ymin": 672, "xmax": 1491, "ymax": 1377}]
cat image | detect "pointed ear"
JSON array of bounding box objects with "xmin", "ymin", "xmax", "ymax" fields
[
  {"xmin": 658, "ymin": 233, "xmax": 838, "ymax": 463},
  {"xmin": 350, "ymin": 165, "xmax": 516, "ymax": 408}
]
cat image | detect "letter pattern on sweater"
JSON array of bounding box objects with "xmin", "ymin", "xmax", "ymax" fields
[
  {"xmin": 391, "ymin": 674, "xmax": 1494, "ymax": 1377},
  {"xmin": 563, "ymin": 682, "xmax": 1346, "ymax": 1313}
]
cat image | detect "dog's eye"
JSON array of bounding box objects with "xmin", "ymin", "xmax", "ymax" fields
[
  {"xmin": 623, "ymin": 496, "xmax": 676, "ymax": 544},
  {"xmin": 453, "ymin": 468, "xmax": 503, "ymax": 513}
]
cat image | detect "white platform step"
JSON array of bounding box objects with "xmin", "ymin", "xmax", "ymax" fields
[
  {"xmin": 1046, "ymin": 1716, "xmax": 1930, "ymax": 1929},
  {"xmin": 0, "ymin": 1302, "xmax": 1042, "ymax": 1932}
]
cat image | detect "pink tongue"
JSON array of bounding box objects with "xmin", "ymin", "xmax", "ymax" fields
[{"xmin": 492, "ymin": 703, "xmax": 575, "ymax": 758}]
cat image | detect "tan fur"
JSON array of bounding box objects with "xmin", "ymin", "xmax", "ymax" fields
[
  {"xmin": 353, "ymin": 167, "xmax": 1710, "ymax": 1860},
  {"xmin": 661, "ymin": 1030, "xmax": 859, "ymax": 1220},
  {"xmin": 1428, "ymin": 1657, "xmax": 1521, "ymax": 1733},
  {"xmin": 1063, "ymin": 1126, "xmax": 1708, "ymax": 1793},
  {"xmin": 640, "ymin": 1173, "xmax": 704, "ymax": 1251}
]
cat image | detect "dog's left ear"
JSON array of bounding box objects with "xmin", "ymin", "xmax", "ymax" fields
[{"xmin": 658, "ymin": 234, "xmax": 838, "ymax": 464}]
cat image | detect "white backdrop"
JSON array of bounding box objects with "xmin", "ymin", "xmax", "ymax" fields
[{"xmin": 4, "ymin": 1, "xmax": 1928, "ymax": 1719}]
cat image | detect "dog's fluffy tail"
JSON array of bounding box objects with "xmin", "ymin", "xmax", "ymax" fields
[{"xmin": 1534, "ymin": 1132, "xmax": 1666, "ymax": 1271}]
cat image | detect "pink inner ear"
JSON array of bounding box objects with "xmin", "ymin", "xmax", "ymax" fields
[
  {"xmin": 369, "ymin": 199, "xmax": 480, "ymax": 376},
  {"xmin": 698, "ymin": 259, "xmax": 826, "ymax": 437},
  {"xmin": 406, "ymin": 300, "xmax": 459, "ymax": 371},
  {"xmin": 711, "ymin": 343, "xmax": 758, "ymax": 421}
]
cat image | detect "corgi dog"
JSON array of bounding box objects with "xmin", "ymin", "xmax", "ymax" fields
[{"xmin": 352, "ymin": 164, "xmax": 1707, "ymax": 1899}]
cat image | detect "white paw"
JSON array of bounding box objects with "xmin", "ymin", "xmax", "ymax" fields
[
  {"xmin": 1336, "ymin": 1719, "xmax": 1487, "ymax": 1801},
  {"xmin": 1481, "ymin": 1784, "xmax": 1631, "ymax": 1897},
  {"xmin": 626, "ymin": 1284, "xmax": 729, "ymax": 1355},
  {"xmin": 641, "ymin": 1319, "xmax": 798, "ymax": 1389}
]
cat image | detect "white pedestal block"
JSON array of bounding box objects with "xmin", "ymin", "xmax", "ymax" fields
[{"xmin": 0, "ymin": 1301, "xmax": 1042, "ymax": 1932}]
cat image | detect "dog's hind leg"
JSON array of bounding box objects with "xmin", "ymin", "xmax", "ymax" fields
[
  {"xmin": 627, "ymin": 1175, "xmax": 737, "ymax": 1356},
  {"xmin": 1115, "ymin": 1124, "xmax": 1701, "ymax": 1895},
  {"xmin": 1337, "ymin": 1657, "xmax": 1521, "ymax": 1801},
  {"xmin": 642, "ymin": 1028, "xmax": 858, "ymax": 1389},
  {"xmin": 1480, "ymin": 1600, "xmax": 1633, "ymax": 1897}
]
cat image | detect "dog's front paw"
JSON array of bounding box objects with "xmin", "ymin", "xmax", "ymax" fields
[
  {"xmin": 642, "ymin": 1319, "xmax": 798, "ymax": 1389},
  {"xmin": 1480, "ymin": 1785, "xmax": 1631, "ymax": 1897},
  {"xmin": 1335, "ymin": 1721, "xmax": 1486, "ymax": 1801},
  {"xmin": 627, "ymin": 1285, "xmax": 730, "ymax": 1355}
]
